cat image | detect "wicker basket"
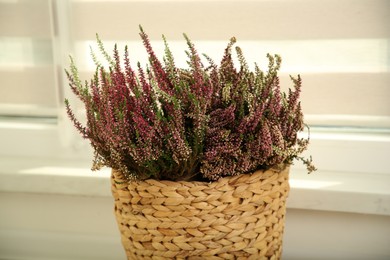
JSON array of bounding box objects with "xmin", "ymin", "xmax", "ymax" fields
[{"xmin": 111, "ymin": 166, "xmax": 290, "ymax": 260}]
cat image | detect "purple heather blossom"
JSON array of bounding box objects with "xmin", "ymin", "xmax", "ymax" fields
[{"xmin": 65, "ymin": 28, "xmax": 315, "ymax": 181}]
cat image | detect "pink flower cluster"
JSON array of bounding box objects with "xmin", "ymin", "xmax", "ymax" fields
[{"xmin": 66, "ymin": 27, "xmax": 315, "ymax": 181}]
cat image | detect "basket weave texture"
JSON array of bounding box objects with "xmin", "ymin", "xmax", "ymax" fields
[{"xmin": 111, "ymin": 167, "xmax": 290, "ymax": 260}]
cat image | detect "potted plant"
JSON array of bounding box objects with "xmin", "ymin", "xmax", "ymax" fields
[{"xmin": 65, "ymin": 26, "xmax": 315, "ymax": 259}]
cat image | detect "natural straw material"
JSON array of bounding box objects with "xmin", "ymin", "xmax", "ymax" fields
[{"xmin": 111, "ymin": 167, "xmax": 290, "ymax": 260}]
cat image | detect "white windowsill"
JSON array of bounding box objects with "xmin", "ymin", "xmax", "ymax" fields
[
  {"xmin": 1, "ymin": 118, "xmax": 389, "ymax": 217},
  {"xmin": 1, "ymin": 156, "xmax": 389, "ymax": 216}
]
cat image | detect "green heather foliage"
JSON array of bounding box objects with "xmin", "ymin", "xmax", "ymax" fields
[{"xmin": 65, "ymin": 27, "xmax": 316, "ymax": 182}]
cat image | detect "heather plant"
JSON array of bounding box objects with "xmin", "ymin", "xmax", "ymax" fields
[{"xmin": 65, "ymin": 27, "xmax": 315, "ymax": 182}]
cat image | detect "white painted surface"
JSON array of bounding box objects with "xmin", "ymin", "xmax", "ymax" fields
[
  {"xmin": 0, "ymin": 192, "xmax": 126, "ymax": 260},
  {"xmin": 1, "ymin": 191, "xmax": 389, "ymax": 259},
  {"xmin": 1, "ymin": 157, "xmax": 390, "ymax": 259},
  {"xmin": 283, "ymin": 209, "xmax": 390, "ymax": 260}
]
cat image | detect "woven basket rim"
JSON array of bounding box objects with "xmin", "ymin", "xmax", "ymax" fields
[{"xmin": 112, "ymin": 164, "xmax": 290, "ymax": 187}]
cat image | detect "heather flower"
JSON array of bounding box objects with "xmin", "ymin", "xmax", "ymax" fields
[{"xmin": 66, "ymin": 26, "xmax": 315, "ymax": 182}]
